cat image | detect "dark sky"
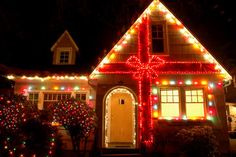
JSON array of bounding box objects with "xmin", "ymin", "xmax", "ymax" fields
[{"xmin": 0, "ymin": 0, "xmax": 236, "ymax": 72}]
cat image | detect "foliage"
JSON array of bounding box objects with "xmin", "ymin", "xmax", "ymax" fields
[
  {"xmin": 0, "ymin": 94, "xmax": 38, "ymax": 133},
  {"xmin": 0, "ymin": 94, "xmax": 59, "ymax": 157},
  {"xmin": 176, "ymin": 126, "xmax": 219, "ymax": 157},
  {"xmin": 51, "ymin": 97, "xmax": 97, "ymax": 152}
]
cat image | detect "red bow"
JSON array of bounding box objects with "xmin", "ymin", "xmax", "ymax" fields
[{"xmin": 126, "ymin": 55, "xmax": 165, "ymax": 79}]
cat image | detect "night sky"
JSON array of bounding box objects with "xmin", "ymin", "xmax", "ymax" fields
[{"xmin": 0, "ymin": 0, "xmax": 236, "ymax": 72}]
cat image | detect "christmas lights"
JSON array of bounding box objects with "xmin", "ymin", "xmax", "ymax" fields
[{"xmin": 104, "ymin": 88, "xmax": 136, "ymax": 148}]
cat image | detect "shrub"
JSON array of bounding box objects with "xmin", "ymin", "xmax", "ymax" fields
[{"xmin": 176, "ymin": 126, "xmax": 218, "ymax": 157}]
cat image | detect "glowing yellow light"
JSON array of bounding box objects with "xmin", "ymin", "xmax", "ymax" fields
[
  {"xmin": 201, "ymin": 80, "xmax": 207, "ymax": 85},
  {"xmin": 130, "ymin": 29, "xmax": 135, "ymax": 34},
  {"xmin": 54, "ymin": 86, "xmax": 59, "ymax": 90},
  {"xmin": 51, "ymin": 122, "xmax": 60, "ymax": 126},
  {"xmin": 125, "ymin": 34, "xmax": 131, "ymax": 40},
  {"xmin": 7, "ymin": 75, "xmax": 15, "ymax": 79},
  {"xmin": 41, "ymin": 86, "xmax": 46, "ymax": 90},
  {"xmin": 74, "ymin": 86, "xmax": 79, "ymax": 91},
  {"xmin": 110, "ymin": 53, "xmax": 116, "ymax": 60},
  {"xmin": 208, "ymin": 94, "xmax": 213, "ymax": 99},
  {"xmin": 122, "ymin": 40, "xmax": 127, "ymax": 44},
  {"xmin": 153, "ymin": 111, "xmax": 158, "ymax": 118},
  {"xmin": 162, "ymin": 80, "xmax": 168, "ymax": 85},
  {"xmin": 114, "ymin": 45, "xmax": 122, "ymax": 51}
]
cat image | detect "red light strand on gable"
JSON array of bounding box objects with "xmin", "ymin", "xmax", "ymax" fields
[{"xmin": 125, "ymin": 16, "xmax": 164, "ymax": 148}]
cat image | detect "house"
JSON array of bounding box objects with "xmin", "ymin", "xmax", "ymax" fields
[
  {"xmin": 6, "ymin": 30, "xmax": 95, "ymax": 110},
  {"xmin": 225, "ymin": 70, "xmax": 236, "ymax": 131},
  {"xmin": 89, "ymin": 0, "xmax": 231, "ymax": 155},
  {"xmin": 2, "ymin": 0, "xmax": 232, "ymax": 155}
]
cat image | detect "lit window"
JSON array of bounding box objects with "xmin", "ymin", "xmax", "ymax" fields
[
  {"xmin": 160, "ymin": 89, "xmax": 179, "ymax": 117},
  {"xmin": 59, "ymin": 51, "xmax": 69, "ymax": 64},
  {"xmin": 185, "ymin": 89, "xmax": 205, "ymax": 118}
]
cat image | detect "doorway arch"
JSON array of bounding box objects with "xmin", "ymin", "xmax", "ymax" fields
[{"xmin": 103, "ymin": 86, "xmax": 137, "ymax": 148}]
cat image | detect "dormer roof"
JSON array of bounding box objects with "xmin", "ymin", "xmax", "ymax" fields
[{"xmin": 50, "ymin": 30, "xmax": 79, "ymax": 52}]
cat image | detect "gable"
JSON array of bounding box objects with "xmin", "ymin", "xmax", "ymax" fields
[
  {"xmin": 90, "ymin": 0, "xmax": 231, "ymax": 81},
  {"xmin": 51, "ymin": 30, "xmax": 79, "ymax": 65},
  {"xmin": 51, "ymin": 30, "xmax": 79, "ymax": 52}
]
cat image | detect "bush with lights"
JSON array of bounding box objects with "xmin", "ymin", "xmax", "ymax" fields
[
  {"xmin": 0, "ymin": 94, "xmax": 58, "ymax": 157},
  {"xmin": 50, "ymin": 97, "xmax": 97, "ymax": 154}
]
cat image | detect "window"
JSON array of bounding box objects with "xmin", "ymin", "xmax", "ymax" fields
[
  {"xmin": 55, "ymin": 47, "xmax": 73, "ymax": 65},
  {"xmin": 44, "ymin": 93, "xmax": 71, "ymax": 102},
  {"xmin": 29, "ymin": 93, "xmax": 39, "ymax": 104},
  {"xmin": 75, "ymin": 93, "xmax": 87, "ymax": 102},
  {"xmin": 160, "ymin": 89, "xmax": 180, "ymax": 117},
  {"xmin": 119, "ymin": 99, "xmax": 125, "ymax": 105},
  {"xmin": 59, "ymin": 51, "xmax": 69, "ymax": 64},
  {"xmin": 185, "ymin": 89, "xmax": 205, "ymax": 117},
  {"xmin": 152, "ymin": 24, "xmax": 165, "ymax": 53}
]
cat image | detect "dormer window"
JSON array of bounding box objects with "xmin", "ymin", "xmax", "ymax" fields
[
  {"xmin": 51, "ymin": 30, "xmax": 79, "ymax": 65},
  {"xmin": 60, "ymin": 51, "xmax": 69, "ymax": 64},
  {"xmin": 56, "ymin": 47, "xmax": 72, "ymax": 65},
  {"xmin": 151, "ymin": 21, "xmax": 168, "ymax": 54}
]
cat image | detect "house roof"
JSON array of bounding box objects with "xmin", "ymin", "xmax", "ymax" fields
[
  {"xmin": 50, "ymin": 30, "xmax": 79, "ymax": 52},
  {"xmin": 89, "ymin": 0, "xmax": 232, "ymax": 81}
]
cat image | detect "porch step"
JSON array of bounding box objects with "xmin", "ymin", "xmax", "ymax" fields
[
  {"xmin": 100, "ymin": 153, "xmax": 143, "ymax": 157},
  {"xmin": 100, "ymin": 149, "xmax": 143, "ymax": 157}
]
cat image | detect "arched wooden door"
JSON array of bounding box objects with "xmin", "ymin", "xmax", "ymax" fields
[{"xmin": 104, "ymin": 87, "xmax": 137, "ymax": 148}]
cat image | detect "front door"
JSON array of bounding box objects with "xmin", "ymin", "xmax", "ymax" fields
[{"xmin": 104, "ymin": 87, "xmax": 136, "ymax": 148}]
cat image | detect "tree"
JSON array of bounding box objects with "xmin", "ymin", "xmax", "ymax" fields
[{"xmin": 51, "ymin": 97, "xmax": 97, "ymax": 155}]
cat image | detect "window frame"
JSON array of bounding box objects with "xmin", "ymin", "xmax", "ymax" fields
[
  {"xmin": 28, "ymin": 92, "xmax": 39, "ymax": 105},
  {"xmin": 56, "ymin": 47, "xmax": 73, "ymax": 65},
  {"xmin": 160, "ymin": 88, "xmax": 181, "ymax": 117},
  {"xmin": 150, "ymin": 20, "xmax": 169, "ymax": 55},
  {"xmin": 184, "ymin": 88, "xmax": 206, "ymax": 118}
]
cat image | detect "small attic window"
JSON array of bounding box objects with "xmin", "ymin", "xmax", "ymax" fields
[
  {"xmin": 60, "ymin": 51, "xmax": 69, "ymax": 64},
  {"xmin": 55, "ymin": 47, "xmax": 73, "ymax": 65},
  {"xmin": 151, "ymin": 21, "xmax": 168, "ymax": 55}
]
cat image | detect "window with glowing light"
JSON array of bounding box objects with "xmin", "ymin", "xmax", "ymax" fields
[
  {"xmin": 185, "ymin": 89, "xmax": 205, "ymax": 118},
  {"xmin": 160, "ymin": 89, "xmax": 179, "ymax": 117},
  {"xmin": 151, "ymin": 21, "xmax": 168, "ymax": 54}
]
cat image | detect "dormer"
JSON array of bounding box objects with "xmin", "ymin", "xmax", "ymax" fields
[{"xmin": 51, "ymin": 30, "xmax": 79, "ymax": 65}]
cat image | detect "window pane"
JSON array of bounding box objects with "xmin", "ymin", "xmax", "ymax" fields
[
  {"xmin": 192, "ymin": 96, "xmax": 198, "ymax": 102},
  {"xmin": 81, "ymin": 94, "xmax": 86, "ymax": 101},
  {"xmin": 198, "ymin": 96, "xmax": 203, "ymax": 102},
  {"xmin": 192, "ymin": 90, "xmax": 197, "ymax": 95},
  {"xmin": 167, "ymin": 90, "xmax": 172, "ymax": 95},
  {"xmin": 186, "ymin": 103, "xmax": 204, "ymax": 117},
  {"xmin": 186, "ymin": 96, "xmax": 191, "ymax": 102},
  {"xmin": 197, "ymin": 90, "xmax": 203, "ymax": 95},
  {"xmin": 185, "ymin": 89, "xmax": 205, "ymax": 117},
  {"xmin": 173, "ymin": 96, "xmax": 179, "ymax": 102},
  {"xmin": 34, "ymin": 94, "xmax": 39, "ymax": 100},
  {"xmin": 185, "ymin": 91, "xmax": 191, "ymax": 95},
  {"xmin": 160, "ymin": 89, "xmax": 179, "ymax": 117},
  {"xmin": 167, "ymin": 96, "xmax": 172, "ymax": 102},
  {"xmin": 161, "ymin": 103, "xmax": 179, "ymax": 117},
  {"xmin": 161, "ymin": 96, "xmax": 166, "ymax": 102},
  {"xmin": 173, "ymin": 90, "xmax": 178, "ymax": 95}
]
